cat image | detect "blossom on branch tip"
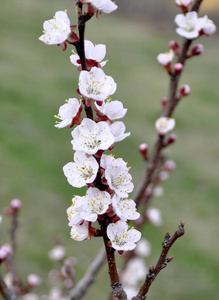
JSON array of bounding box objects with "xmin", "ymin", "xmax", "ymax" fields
[
  {"xmin": 70, "ymin": 221, "xmax": 89, "ymax": 241},
  {"xmin": 39, "ymin": 11, "xmax": 71, "ymax": 45},
  {"xmin": 155, "ymin": 117, "xmax": 175, "ymax": 136},
  {"xmin": 107, "ymin": 220, "xmax": 141, "ymax": 251},
  {"xmin": 95, "ymin": 100, "xmax": 127, "ymax": 120},
  {"xmin": 71, "ymin": 118, "xmax": 114, "ymax": 155},
  {"xmin": 55, "ymin": 98, "xmax": 81, "ymax": 128},
  {"xmin": 112, "ymin": 195, "xmax": 140, "ymax": 221},
  {"xmin": 63, "ymin": 151, "xmax": 99, "ymax": 187},
  {"xmin": 100, "ymin": 155, "xmax": 134, "ymax": 197},
  {"xmin": 175, "ymin": 12, "xmax": 206, "ymax": 39},
  {"xmin": 79, "ymin": 67, "xmax": 117, "ymax": 101},
  {"xmin": 70, "ymin": 40, "xmax": 107, "ymax": 69}
]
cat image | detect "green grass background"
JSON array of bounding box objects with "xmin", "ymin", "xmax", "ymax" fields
[{"xmin": 0, "ymin": 0, "xmax": 219, "ymax": 299}]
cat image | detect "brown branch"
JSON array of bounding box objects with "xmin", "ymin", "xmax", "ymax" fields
[
  {"xmin": 132, "ymin": 222, "xmax": 185, "ymax": 300},
  {"xmin": 134, "ymin": 0, "xmax": 204, "ymax": 207},
  {"xmin": 69, "ymin": 246, "xmax": 106, "ymax": 300},
  {"xmin": 0, "ymin": 273, "xmax": 20, "ymax": 300}
]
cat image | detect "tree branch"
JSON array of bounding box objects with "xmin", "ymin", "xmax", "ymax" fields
[
  {"xmin": 69, "ymin": 247, "xmax": 106, "ymax": 300},
  {"xmin": 132, "ymin": 221, "xmax": 185, "ymax": 300}
]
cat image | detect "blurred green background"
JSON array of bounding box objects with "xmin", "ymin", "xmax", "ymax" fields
[{"xmin": 0, "ymin": 0, "xmax": 219, "ymax": 299}]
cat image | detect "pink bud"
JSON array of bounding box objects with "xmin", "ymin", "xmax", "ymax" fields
[
  {"xmin": 0, "ymin": 245, "xmax": 12, "ymax": 262},
  {"xmin": 159, "ymin": 171, "xmax": 169, "ymax": 182},
  {"xmin": 139, "ymin": 143, "xmax": 148, "ymax": 160},
  {"xmin": 27, "ymin": 274, "xmax": 42, "ymax": 288},
  {"xmin": 169, "ymin": 40, "xmax": 180, "ymax": 54},
  {"xmin": 179, "ymin": 85, "xmax": 191, "ymax": 99},
  {"xmin": 161, "ymin": 97, "xmax": 168, "ymax": 110},
  {"xmin": 164, "ymin": 160, "xmax": 176, "ymax": 172},
  {"xmin": 164, "ymin": 134, "xmax": 177, "ymax": 147},
  {"xmin": 10, "ymin": 199, "xmax": 22, "ymax": 211},
  {"xmin": 174, "ymin": 63, "xmax": 183, "ymax": 75},
  {"xmin": 188, "ymin": 44, "xmax": 204, "ymax": 57}
]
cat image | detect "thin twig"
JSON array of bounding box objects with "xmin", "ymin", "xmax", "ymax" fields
[
  {"xmin": 134, "ymin": 0, "xmax": 204, "ymax": 207},
  {"xmin": 69, "ymin": 247, "xmax": 106, "ymax": 300},
  {"xmin": 132, "ymin": 221, "xmax": 185, "ymax": 300}
]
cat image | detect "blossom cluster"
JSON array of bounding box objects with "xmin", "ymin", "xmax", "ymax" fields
[{"xmin": 39, "ymin": 3, "xmax": 141, "ymax": 252}]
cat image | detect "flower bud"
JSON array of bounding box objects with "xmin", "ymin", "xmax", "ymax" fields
[
  {"xmin": 10, "ymin": 199, "xmax": 22, "ymax": 212},
  {"xmin": 48, "ymin": 245, "xmax": 66, "ymax": 261},
  {"xmin": 175, "ymin": 0, "xmax": 192, "ymax": 13},
  {"xmin": 161, "ymin": 97, "xmax": 168, "ymax": 110},
  {"xmin": 27, "ymin": 274, "xmax": 42, "ymax": 288},
  {"xmin": 153, "ymin": 186, "xmax": 164, "ymax": 197},
  {"xmin": 158, "ymin": 171, "xmax": 169, "ymax": 182},
  {"xmin": 179, "ymin": 85, "xmax": 191, "ymax": 99},
  {"xmin": 169, "ymin": 40, "xmax": 180, "ymax": 54},
  {"xmin": 164, "ymin": 160, "xmax": 176, "ymax": 172},
  {"xmin": 0, "ymin": 245, "xmax": 12, "ymax": 263},
  {"xmin": 139, "ymin": 143, "xmax": 148, "ymax": 160},
  {"xmin": 188, "ymin": 44, "xmax": 204, "ymax": 57},
  {"xmin": 202, "ymin": 17, "xmax": 217, "ymax": 36},
  {"xmin": 174, "ymin": 63, "xmax": 183, "ymax": 75},
  {"xmin": 146, "ymin": 207, "xmax": 163, "ymax": 227},
  {"xmin": 164, "ymin": 134, "xmax": 177, "ymax": 147},
  {"xmin": 157, "ymin": 49, "xmax": 174, "ymax": 67}
]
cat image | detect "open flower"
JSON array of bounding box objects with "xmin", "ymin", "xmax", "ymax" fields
[
  {"xmin": 82, "ymin": 0, "xmax": 118, "ymax": 14},
  {"xmin": 79, "ymin": 67, "xmax": 117, "ymax": 101},
  {"xmin": 67, "ymin": 196, "xmax": 84, "ymax": 226},
  {"xmin": 71, "ymin": 118, "xmax": 114, "ymax": 155},
  {"xmin": 155, "ymin": 117, "xmax": 175, "ymax": 135},
  {"xmin": 70, "ymin": 40, "xmax": 107, "ymax": 68},
  {"xmin": 55, "ymin": 98, "xmax": 80, "ymax": 128},
  {"xmin": 77, "ymin": 187, "xmax": 111, "ymax": 222},
  {"xmin": 63, "ymin": 151, "xmax": 99, "ymax": 188},
  {"xmin": 175, "ymin": 12, "xmax": 206, "ymax": 39},
  {"xmin": 202, "ymin": 16, "xmax": 216, "ymax": 36},
  {"xmin": 101, "ymin": 155, "xmax": 134, "ymax": 197},
  {"xmin": 70, "ymin": 221, "xmax": 89, "ymax": 241},
  {"xmin": 39, "ymin": 11, "xmax": 71, "ymax": 45},
  {"xmin": 107, "ymin": 220, "xmax": 141, "ymax": 251},
  {"xmin": 95, "ymin": 100, "xmax": 127, "ymax": 120},
  {"xmin": 157, "ymin": 49, "xmax": 174, "ymax": 66},
  {"xmin": 112, "ymin": 195, "xmax": 140, "ymax": 221}
]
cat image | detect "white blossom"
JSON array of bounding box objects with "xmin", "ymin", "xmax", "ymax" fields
[
  {"xmin": 55, "ymin": 98, "xmax": 80, "ymax": 128},
  {"xmin": 107, "ymin": 220, "xmax": 141, "ymax": 251},
  {"xmin": 70, "ymin": 221, "xmax": 89, "ymax": 241},
  {"xmin": 79, "ymin": 67, "xmax": 117, "ymax": 101},
  {"xmin": 122, "ymin": 257, "xmax": 147, "ymax": 285},
  {"xmin": 39, "ymin": 11, "xmax": 71, "ymax": 45},
  {"xmin": 202, "ymin": 16, "xmax": 216, "ymax": 36},
  {"xmin": 67, "ymin": 196, "xmax": 84, "ymax": 226},
  {"xmin": 95, "ymin": 100, "xmax": 127, "ymax": 120},
  {"xmin": 157, "ymin": 49, "xmax": 174, "ymax": 66},
  {"xmin": 175, "ymin": 0, "xmax": 192, "ymax": 7},
  {"xmin": 101, "ymin": 155, "xmax": 134, "ymax": 198},
  {"xmin": 155, "ymin": 117, "xmax": 175, "ymax": 135},
  {"xmin": 70, "ymin": 40, "xmax": 107, "ymax": 67},
  {"xmin": 109, "ymin": 122, "xmax": 130, "ymax": 142},
  {"xmin": 78, "ymin": 187, "xmax": 111, "ymax": 222},
  {"xmin": 71, "ymin": 119, "xmax": 114, "ymax": 155},
  {"xmin": 153, "ymin": 186, "xmax": 164, "ymax": 198},
  {"xmin": 146, "ymin": 207, "xmax": 163, "ymax": 227},
  {"xmin": 112, "ymin": 195, "xmax": 140, "ymax": 221},
  {"xmin": 83, "ymin": 0, "xmax": 118, "ymax": 14},
  {"xmin": 135, "ymin": 238, "xmax": 151, "ymax": 257},
  {"xmin": 123, "ymin": 286, "xmax": 138, "ymax": 300},
  {"xmin": 63, "ymin": 151, "xmax": 99, "ymax": 188},
  {"xmin": 27, "ymin": 274, "xmax": 42, "ymax": 287},
  {"xmin": 175, "ymin": 12, "xmax": 206, "ymax": 39},
  {"xmin": 48, "ymin": 245, "xmax": 66, "ymax": 261}
]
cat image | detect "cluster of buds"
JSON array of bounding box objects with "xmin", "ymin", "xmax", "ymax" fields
[{"xmin": 39, "ymin": 2, "xmax": 141, "ymax": 253}]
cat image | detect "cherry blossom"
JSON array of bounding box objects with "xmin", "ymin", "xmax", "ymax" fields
[
  {"xmin": 79, "ymin": 67, "xmax": 117, "ymax": 101},
  {"xmin": 155, "ymin": 117, "xmax": 175, "ymax": 135},
  {"xmin": 112, "ymin": 195, "xmax": 140, "ymax": 221},
  {"xmin": 70, "ymin": 221, "xmax": 89, "ymax": 241},
  {"xmin": 39, "ymin": 11, "xmax": 71, "ymax": 45},
  {"xmin": 71, "ymin": 118, "xmax": 114, "ymax": 155},
  {"xmin": 66, "ymin": 196, "xmax": 84, "ymax": 226},
  {"xmin": 109, "ymin": 122, "xmax": 130, "ymax": 143},
  {"xmin": 82, "ymin": 0, "xmax": 118, "ymax": 14},
  {"xmin": 175, "ymin": 12, "xmax": 206, "ymax": 39},
  {"xmin": 48, "ymin": 245, "xmax": 66, "ymax": 261},
  {"xmin": 55, "ymin": 98, "xmax": 80, "ymax": 128},
  {"xmin": 95, "ymin": 100, "xmax": 127, "ymax": 120},
  {"xmin": 107, "ymin": 220, "xmax": 141, "ymax": 251},
  {"xmin": 146, "ymin": 207, "xmax": 163, "ymax": 227},
  {"xmin": 121, "ymin": 257, "xmax": 147, "ymax": 285},
  {"xmin": 70, "ymin": 40, "xmax": 107, "ymax": 68},
  {"xmin": 157, "ymin": 49, "xmax": 174, "ymax": 66},
  {"xmin": 135, "ymin": 238, "xmax": 151, "ymax": 257},
  {"xmin": 202, "ymin": 16, "xmax": 217, "ymax": 36},
  {"xmin": 78, "ymin": 187, "xmax": 111, "ymax": 222},
  {"xmin": 101, "ymin": 155, "xmax": 134, "ymax": 197},
  {"xmin": 63, "ymin": 151, "xmax": 99, "ymax": 188}
]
